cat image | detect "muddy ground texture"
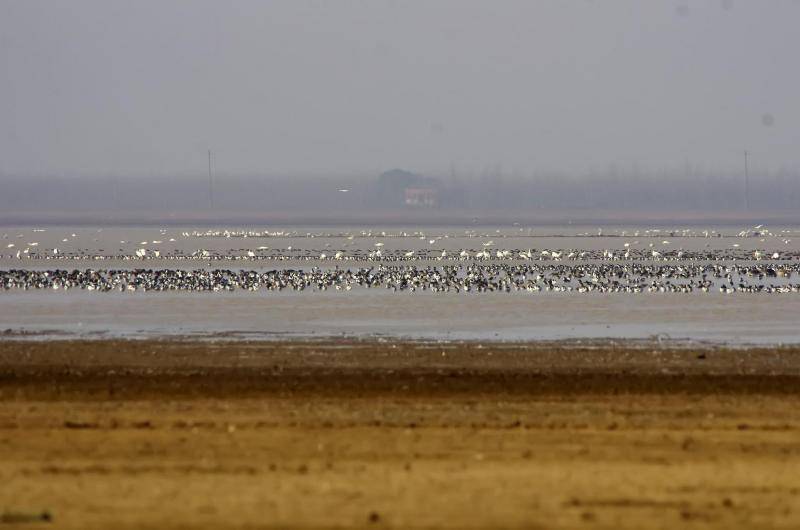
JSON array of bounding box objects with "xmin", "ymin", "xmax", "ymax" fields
[{"xmin": 1, "ymin": 339, "xmax": 800, "ymax": 529}]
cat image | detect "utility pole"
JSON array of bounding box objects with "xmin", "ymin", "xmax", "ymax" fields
[
  {"xmin": 208, "ymin": 149, "xmax": 214, "ymax": 210},
  {"xmin": 744, "ymin": 150, "xmax": 749, "ymax": 212},
  {"xmin": 113, "ymin": 175, "xmax": 120, "ymax": 209}
]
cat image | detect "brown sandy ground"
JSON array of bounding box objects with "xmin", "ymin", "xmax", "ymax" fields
[{"xmin": 1, "ymin": 339, "xmax": 800, "ymax": 529}]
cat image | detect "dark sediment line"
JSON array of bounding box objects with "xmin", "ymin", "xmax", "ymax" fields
[
  {"xmin": 2, "ymin": 339, "xmax": 800, "ymax": 400},
  {"xmin": 2, "ymin": 369, "xmax": 800, "ymax": 400}
]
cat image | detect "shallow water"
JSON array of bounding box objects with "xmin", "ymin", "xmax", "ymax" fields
[
  {"xmin": 2, "ymin": 223, "xmax": 800, "ymax": 344},
  {"xmin": 2, "ymin": 289, "xmax": 799, "ymax": 344}
]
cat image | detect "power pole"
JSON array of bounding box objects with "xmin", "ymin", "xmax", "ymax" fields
[
  {"xmin": 744, "ymin": 150, "xmax": 749, "ymax": 212},
  {"xmin": 208, "ymin": 149, "xmax": 214, "ymax": 210}
]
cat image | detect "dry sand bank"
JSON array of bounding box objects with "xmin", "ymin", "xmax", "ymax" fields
[{"xmin": 1, "ymin": 339, "xmax": 800, "ymax": 529}]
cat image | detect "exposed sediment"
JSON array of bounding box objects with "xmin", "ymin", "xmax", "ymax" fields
[{"xmin": 1, "ymin": 339, "xmax": 800, "ymax": 528}]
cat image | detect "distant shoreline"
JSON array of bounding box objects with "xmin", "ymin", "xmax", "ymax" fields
[{"xmin": 2, "ymin": 210, "xmax": 799, "ymax": 227}]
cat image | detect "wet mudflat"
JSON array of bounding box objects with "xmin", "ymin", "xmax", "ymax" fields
[{"xmin": 1, "ymin": 339, "xmax": 800, "ymax": 529}]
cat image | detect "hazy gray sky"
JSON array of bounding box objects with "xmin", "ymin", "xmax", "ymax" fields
[{"xmin": 1, "ymin": 0, "xmax": 797, "ymax": 177}]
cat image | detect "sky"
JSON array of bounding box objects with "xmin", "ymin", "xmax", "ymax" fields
[{"xmin": 1, "ymin": 0, "xmax": 798, "ymax": 177}]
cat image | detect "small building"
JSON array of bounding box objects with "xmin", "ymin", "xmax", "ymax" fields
[
  {"xmin": 404, "ymin": 187, "xmax": 438, "ymax": 208},
  {"xmin": 373, "ymin": 169, "xmax": 442, "ymax": 208}
]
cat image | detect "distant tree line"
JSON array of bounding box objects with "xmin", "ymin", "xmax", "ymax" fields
[{"xmin": 1, "ymin": 168, "xmax": 798, "ymax": 217}]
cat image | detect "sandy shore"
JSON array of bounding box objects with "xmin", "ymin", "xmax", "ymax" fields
[{"xmin": 2, "ymin": 339, "xmax": 800, "ymax": 529}]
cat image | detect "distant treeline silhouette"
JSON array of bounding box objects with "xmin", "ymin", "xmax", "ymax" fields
[{"xmin": 1, "ymin": 169, "xmax": 798, "ymax": 220}]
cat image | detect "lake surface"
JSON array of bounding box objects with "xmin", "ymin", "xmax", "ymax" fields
[{"xmin": 2, "ymin": 223, "xmax": 800, "ymax": 344}]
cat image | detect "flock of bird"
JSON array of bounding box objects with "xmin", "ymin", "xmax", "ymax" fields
[
  {"xmin": 3, "ymin": 263, "xmax": 800, "ymax": 294},
  {"xmin": 2, "ymin": 246, "xmax": 797, "ymax": 263},
  {"xmin": 3, "ymin": 225, "xmax": 796, "ymax": 265},
  {"xmin": 3, "ymin": 225, "xmax": 800, "ymax": 294},
  {"xmin": 182, "ymin": 225, "xmax": 790, "ymax": 240}
]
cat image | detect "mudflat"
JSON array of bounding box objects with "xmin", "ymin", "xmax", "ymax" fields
[{"xmin": 1, "ymin": 339, "xmax": 800, "ymax": 529}]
